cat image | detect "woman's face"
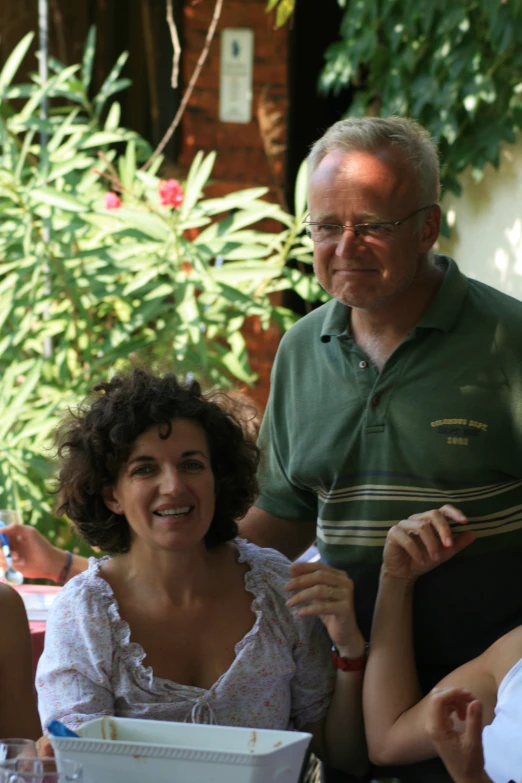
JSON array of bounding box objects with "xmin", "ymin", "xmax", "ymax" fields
[{"xmin": 104, "ymin": 418, "xmax": 216, "ymax": 552}]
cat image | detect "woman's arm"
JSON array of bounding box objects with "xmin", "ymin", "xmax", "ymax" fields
[
  {"xmin": 0, "ymin": 584, "xmax": 41, "ymax": 739},
  {"xmin": 286, "ymin": 562, "xmax": 368, "ymax": 776},
  {"xmin": 363, "ymin": 505, "xmax": 482, "ymax": 766}
]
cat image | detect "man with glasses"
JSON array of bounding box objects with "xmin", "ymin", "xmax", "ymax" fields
[{"xmin": 241, "ymin": 116, "xmax": 522, "ymax": 782}]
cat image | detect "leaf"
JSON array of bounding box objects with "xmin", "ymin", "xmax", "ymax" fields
[
  {"xmin": 0, "ymin": 361, "xmax": 43, "ymax": 441},
  {"xmin": 79, "ymin": 131, "xmax": 133, "ymax": 149},
  {"xmin": 46, "ymin": 108, "xmax": 82, "ymax": 153},
  {"xmin": 104, "ymin": 101, "xmax": 121, "ymax": 131},
  {"xmin": 47, "ymin": 155, "xmax": 94, "ymax": 182},
  {"xmin": 82, "ymin": 26, "xmax": 97, "ymax": 94},
  {"xmin": 19, "ymin": 65, "xmax": 81, "ymax": 121},
  {"xmin": 211, "ymin": 261, "xmax": 281, "ymax": 284},
  {"xmin": 219, "ymin": 350, "xmax": 255, "ymax": 384},
  {"xmin": 93, "ymin": 51, "xmax": 130, "ymax": 118},
  {"xmin": 122, "ymin": 268, "xmax": 158, "ymax": 296},
  {"xmin": 113, "ymin": 208, "xmax": 172, "ymax": 241},
  {"xmin": 294, "ymin": 159, "xmax": 309, "ymax": 218},
  {"xmin": 179, "ymin": 151, "xmax": 216, "ymax": 219},
  {"xmin": 28, "ymin": 187, "xmax": 88, "ymax": 212},
  {"xmin": 0, "ymin": 32, "xmax": 34, "ymax": 99},
  {"xmin": 276, "ymin": 0, "xmax": 296, "ymax": 28},
  {"xmin": 119, "ymin": 139, "xmax": 136, "ymax": 190},
  {"xmin": 201, "ymin": 188, "xmax": 269, "ymax": 215}
]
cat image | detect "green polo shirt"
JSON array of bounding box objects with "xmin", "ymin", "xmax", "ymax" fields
[{"xmin": 257, "ymin": 256, "xmax": 522, "ymax": 688}]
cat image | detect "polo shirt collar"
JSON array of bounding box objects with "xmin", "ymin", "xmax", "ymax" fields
[
  {"xmin": 319, "ymin": 255, "xmax": 468, "ymax": 340},
  {"xmin": 320, "ymin": 299, "xmax": 351, "ymax": 340},
  {"xmin": 416, "ymin": 255, "xmax": 469, "ymax": 333}
]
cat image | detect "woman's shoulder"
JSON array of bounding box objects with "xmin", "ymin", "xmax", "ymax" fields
[
  {"xmin": 484, "ymin": 624, "xmax": 522, "ymax": 690},
  {"xmin": 235, "ymin": 538, "xmax": 291, "ymax": 581},
  {"xmin": 49, "ymin": 556, "xmax": 113, "ymax": 615}
]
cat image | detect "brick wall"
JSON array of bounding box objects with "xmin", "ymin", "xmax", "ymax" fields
[{"xmin": 180, "ymin": 0, "xmax": 289, "ymax": 407}]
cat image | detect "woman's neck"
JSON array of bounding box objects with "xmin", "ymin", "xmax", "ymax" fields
[{"xmin": 105, "ymin": 540, "xmax": 234, "ymax": 607}]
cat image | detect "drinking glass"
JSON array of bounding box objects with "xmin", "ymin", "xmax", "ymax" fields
[
  {"xmin": 0, "ymin": 758, "xmax": 82, "ymax": 782},
  {"xmin": 0, "ymin": 512, "xmax": 22, "ymax": 527},
  {"xmin": 0, "ymin": 740, "xmax": 36, "ymax": 762},
  {"xmin": 0, "ymin": 511, "xmax": 24, "ymax": 586}
]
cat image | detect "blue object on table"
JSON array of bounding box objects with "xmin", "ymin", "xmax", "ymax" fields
[
  {"xmin": 0, "ymin": 521, "xmax": 23, "ymax": 586},
  {"xmin": 47, "ymin": 720, "xmax": 80, "ymax": 738}
]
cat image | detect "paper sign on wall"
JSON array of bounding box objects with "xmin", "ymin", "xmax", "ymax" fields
[{"xmin": 219, "ymin": 29, "xmax": 254, "ymax": 124}]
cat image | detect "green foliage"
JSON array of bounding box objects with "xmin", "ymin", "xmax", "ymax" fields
[
  {"xmin": 320, "ymin": 0, "xmax": 522, "ymax": 197},
  {"xmin": 0, "ymin": 31, "xmax": 320, "ymax": 548},
  {"xmin": 266, "ymin": 0, "xmax": 296, "ymax": 28}
]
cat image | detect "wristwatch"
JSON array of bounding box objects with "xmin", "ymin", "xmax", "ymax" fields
[{"xmin": 331, "ymin": 643, "xmax": 369, "ymax": 672}]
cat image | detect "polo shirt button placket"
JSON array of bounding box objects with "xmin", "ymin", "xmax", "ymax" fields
[{"xmin": 359, "ymin": 360, "xmax": 368, "ymax": 369}]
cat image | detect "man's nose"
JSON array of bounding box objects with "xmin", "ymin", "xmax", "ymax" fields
[{"xmin": 335, "ymin": 226, "xmax": 359, "ymax": 256}]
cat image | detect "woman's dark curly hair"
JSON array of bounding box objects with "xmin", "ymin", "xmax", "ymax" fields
[{"xmin": 55, "ymin": 369, "xmax": 260, "ymax": 554}]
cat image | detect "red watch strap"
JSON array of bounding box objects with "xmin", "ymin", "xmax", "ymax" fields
[{"xmin": 331, "ymin": 646, "xmax": 367, "ymax": 672}]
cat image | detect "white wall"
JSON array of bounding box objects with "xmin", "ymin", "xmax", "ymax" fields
[{"xmin": 437, "ymin": 137, "xmax": 522, "ymax": 300}]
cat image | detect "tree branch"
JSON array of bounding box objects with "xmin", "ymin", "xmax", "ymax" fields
[
  {"xmin": 166, "ymin": 0, "xmax": 181, "ymax": 89},
  {"xmin": 142, "ymin": 0, "xmax": 224, "ymax": 170}
]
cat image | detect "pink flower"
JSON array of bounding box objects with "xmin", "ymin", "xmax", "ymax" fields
[
  {"xmin": 105, "ymin": 191, "xmax": 121, "ymax": 210},
  {"xmin": 159, "ymin": 179, "xmax": 184, "ymax": 208}
]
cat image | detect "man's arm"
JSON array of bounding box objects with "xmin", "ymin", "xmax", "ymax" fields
[{"xmin": 239, "ymin": 505, "xmax": 317, "ymax": 561}]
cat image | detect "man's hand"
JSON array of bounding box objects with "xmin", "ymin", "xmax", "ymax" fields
[
  {"xmin": 382, "ymin": 505, "xmax": 476, "ymax": 583},
  {"xmin": 0, "ymin": 524, "xmax": 69, "ymax": 582},
  {"xmin": 425, "ymin": 686, "xmax": 492, "ymax": 783},
  {"xmin": 285, "ymin": 562, "xmax": 365, "ymax": 659}
]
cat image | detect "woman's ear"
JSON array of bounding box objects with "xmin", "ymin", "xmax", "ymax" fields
[{"xmin": 103, "ymin": 485, "xmax": 123, "ymax": 516}]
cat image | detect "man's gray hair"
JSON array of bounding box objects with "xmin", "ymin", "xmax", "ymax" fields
[{"xmin": 308, "ymin": 116, "xmax": 440, "ymax": 204}]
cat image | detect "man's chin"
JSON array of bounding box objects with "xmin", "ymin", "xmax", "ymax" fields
[{"xmin": 331, "ymin": 284, "xmax": 383, "ymax": 310}]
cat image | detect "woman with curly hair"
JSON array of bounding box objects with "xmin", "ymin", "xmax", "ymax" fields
[{"xmin": 36, "ymin": 369, "xmax": 367, "ymax": 776}]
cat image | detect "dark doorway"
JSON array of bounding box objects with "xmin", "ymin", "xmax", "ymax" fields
[
  {"xmin": 284, "ymin": 0, "xmax": 352, "ymax": 314},
  {"xmin": 86, "ymin": 0, "xmax": 183, "ymax": 161},
  {"xmin": 285, "ymin": 0, "xmax": 353, "ymax": 210}
]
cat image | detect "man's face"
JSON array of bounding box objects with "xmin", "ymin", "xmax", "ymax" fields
[{"xmin": 308, "ymin": 147, "xmax": 438, "ymax": 311}]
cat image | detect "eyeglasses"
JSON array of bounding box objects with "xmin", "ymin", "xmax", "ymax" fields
[{"xmin": 303, "ymin": 204, "xmax": 434, "ymax": 244}]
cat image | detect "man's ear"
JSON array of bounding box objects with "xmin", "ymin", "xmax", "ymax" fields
[
  {"xmin": 103, "ymin": 485, "xmax": 123, "ymax": 516},
  {"xmin": 419, "ymin": 204, "xmax": 441, "ymax": 252}
]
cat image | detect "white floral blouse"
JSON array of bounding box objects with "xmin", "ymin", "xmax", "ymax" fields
[{"xmin": 36, "ymin": 539, "xmax": 336, "ymax": 732}]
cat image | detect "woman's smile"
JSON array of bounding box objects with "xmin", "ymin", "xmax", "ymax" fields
[{"xmin": 104, "ymin": 418, "xmax": 216, "ymax": 550}]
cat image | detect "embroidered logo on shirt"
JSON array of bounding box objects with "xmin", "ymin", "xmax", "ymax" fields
[{"xmin": 430, "ymin": 418, "xmax": 488, "ymax": 446}]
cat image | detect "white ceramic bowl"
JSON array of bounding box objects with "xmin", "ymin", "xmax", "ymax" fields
[{"xmin": 51, "ymin": 716, "xmax": 312, "ymax": 783}]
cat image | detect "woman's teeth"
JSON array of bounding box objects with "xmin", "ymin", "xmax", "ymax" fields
[{"xmin": 155, "ymin": 507, "xmax": 191, "ymax": 517}]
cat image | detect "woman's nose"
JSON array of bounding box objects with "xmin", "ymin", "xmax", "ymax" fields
[{"xmin": 159, "ymin": 466, "xmax": 184, "ymax": 494}]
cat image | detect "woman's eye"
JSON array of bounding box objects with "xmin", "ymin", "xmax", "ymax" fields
[
  {"xmin": 183, "ymin": 460, "xmax": 204, "ymax": 471},
  {"xmin": 131, "ymin": 464, "xmax": 154, "ymax": 476}
]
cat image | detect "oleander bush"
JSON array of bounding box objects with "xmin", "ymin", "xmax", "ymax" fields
[{"xmin": 0, "ymin": 30, "xmax": 324, "ymax": 549}]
